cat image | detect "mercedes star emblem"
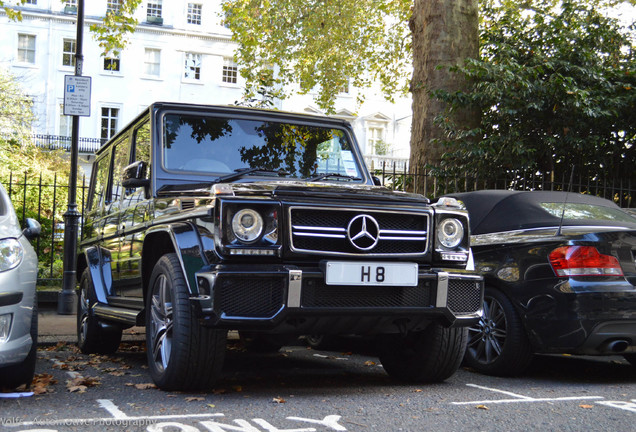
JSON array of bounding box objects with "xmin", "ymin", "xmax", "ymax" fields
[{"xmin": 347, "ymin": 214, "xmax": 380, "ymax": 251}]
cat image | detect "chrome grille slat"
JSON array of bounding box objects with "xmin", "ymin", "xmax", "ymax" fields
[{"xmin": 289, "ymin": 206, "xmax": 431, "ymax": 256}]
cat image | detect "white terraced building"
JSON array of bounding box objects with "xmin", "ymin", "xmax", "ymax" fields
[{"xmin": 0, "ymin": 0, "xmax": 412, "ymax": 176}]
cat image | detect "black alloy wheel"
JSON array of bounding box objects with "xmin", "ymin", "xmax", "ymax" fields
[
  {"xmin": 146, "ymin": 253, "xmax": 227, "ymax": 391},
  {"xmin": 464, "ymin": 287, "xmax": 533, "ymax": 376}
]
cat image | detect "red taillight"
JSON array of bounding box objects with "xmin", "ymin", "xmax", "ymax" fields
[{"xmin": 549, "ymin": 246, "xmax": 623, "ymax": 277}]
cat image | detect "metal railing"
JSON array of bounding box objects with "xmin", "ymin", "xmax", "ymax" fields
[
  {"xmin": 31, "ymin": 134, "xmax": 106, "ymax": 153},
  {"xmin": 2, "ymin": 172, "xmax": 89, "ymax": 283}
]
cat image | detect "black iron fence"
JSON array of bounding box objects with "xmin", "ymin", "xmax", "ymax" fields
[
  {"xmin": 374, "ymin": 163, "xmax": 634, "ymax": 208},
  {"xmin": 31, "ymin": 134, "xmax": 106, "ymax": 153},
  {"xmin": 2, "ymin": 165, "xmax": 633, "ymax": 284},
  {"xmin": 2, "ymin": 172, "xmax": 89, "ymax": 284}
]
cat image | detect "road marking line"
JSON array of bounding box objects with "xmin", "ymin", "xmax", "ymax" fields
[
  {"xmin": 596, "ymin": 400, "xmax": 636, "ymax": 413},
  {"xmin": 452, "ymin": 396, "xmax": 604, "ymax": 405},
  {"xmin": 465, "ymin": 383, "xmax": 534, "ymax": 400},
  {"xmin": 98, "ymin": 399, "xmax": 130, "ymax": 419},
  {"xmin": 451, "ymin": 384, "xmax": 604, "ymax": 405}
]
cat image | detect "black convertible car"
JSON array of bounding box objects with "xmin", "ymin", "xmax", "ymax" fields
[{"xmin": 446, "ymin": 190, "xmax": 636, "ymax": 375}]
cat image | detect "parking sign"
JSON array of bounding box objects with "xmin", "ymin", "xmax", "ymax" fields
[{"xmin": 63, "ymin": 75, "xmax": 91, "ymax": 116}]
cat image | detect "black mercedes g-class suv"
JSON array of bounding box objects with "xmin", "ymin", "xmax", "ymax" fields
[{"xmin": 77, "ymin": 102, "xmax": 483, "ymax": 390}]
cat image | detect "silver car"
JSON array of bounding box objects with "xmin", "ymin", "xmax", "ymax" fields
[{"xmin": 0, "ymin": 183, "xmax": 40, "ymax": 390}]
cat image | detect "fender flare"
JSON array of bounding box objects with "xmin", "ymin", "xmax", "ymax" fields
[{"xmin": 144, "ymin": 221, "xmax": 210, "ymax": 296}]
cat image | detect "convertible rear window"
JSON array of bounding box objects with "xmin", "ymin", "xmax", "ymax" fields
[
  {"xmin": 162, "ymin": 113, "xmax": 362, "ymax": 181},
  {"xmin": 540, "ymin": 202, "xmax": 636, "ymax": 223}
]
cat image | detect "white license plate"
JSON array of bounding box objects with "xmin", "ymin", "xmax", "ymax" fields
[{"xmin": 325, "ymin": 261, "xmax": 418, "ymax": 286}]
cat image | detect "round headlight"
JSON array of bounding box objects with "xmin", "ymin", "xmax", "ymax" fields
[
  {"xmin": 437, "ymin": 218, "xmax": 464, "ymax": 249},
  {"xmin": 0, "ymin": 238, "xmax": 24, "ymax": 272},
  {"xmin": 231, "ymin": 208, "xmax": 263, "ymax": 243}
]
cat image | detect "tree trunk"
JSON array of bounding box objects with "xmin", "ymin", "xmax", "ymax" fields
[{"xmin": 409, "ymin": 0, "xmax": 479, "ymax": 195}]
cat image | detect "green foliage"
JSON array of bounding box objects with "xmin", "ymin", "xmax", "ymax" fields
[
  {"xmin": 221, "ymin": 0, "xmax": 413, "ymax": 113},
  {"xmin": 432, "ymin": 0, "xmax": 636, "ymax": 185},
  {"xmin": 90, "ymin": 0, "xmax": 142, "ymax": 56},
  {"xmin": 1, "ymin": 0, "xmax": 27, "ymax": 21}
]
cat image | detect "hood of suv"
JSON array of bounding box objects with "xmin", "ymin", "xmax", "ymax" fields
[{"xmin": 226, "ymin": 181, "xmax": 431, "ymax": 204}]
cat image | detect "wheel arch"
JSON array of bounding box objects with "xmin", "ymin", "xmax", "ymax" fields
[{"xmin": 141, "ymin": 222, "xmax": 209, "ymax": 304}]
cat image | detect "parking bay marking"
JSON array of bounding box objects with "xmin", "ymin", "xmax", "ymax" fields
[
  {"xmin": 451, "ymin": 383, "xmax": 604, "ymax": 405},
  {"xmin": 6, "ymin": 399, "xmax": 347, "ymax": 430}
]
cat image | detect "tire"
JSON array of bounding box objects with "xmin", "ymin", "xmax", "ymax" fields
[
  {"xmin": 464, "ymin": 287, "xmax": 533, "ymax": 376},
  {"xmin": 378, "ymin": 323, "xmax": 468, "ymax": 383},
  {"xmin": 146, "ymin": 253, "xmax": 227, "ymax": 391},
  {"xmin": 304, "ymin": 334, "xmax": 337, "ymax": 350},
  {"xmin": 0, "ymin": 298, "xmax": 38, "ymax": 389},
  {"xmin": 77, "ymin": 268, "xmax": 122, "ymax": 354}
]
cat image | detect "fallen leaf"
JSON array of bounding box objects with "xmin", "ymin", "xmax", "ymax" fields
[
  {"xmin": 413, "ymin": 389, "xmax": 423, "ymax": 393},
  {"xmin": 272, "ymin": 397, "xmax": 287, "ymax": 404},
  {"xmin": 364, "ymin": 361, "xmax": 376, "ymax": 366},
  {"xmin": 233, "ymin": 386, "xmax": 243, "ymax": 392},
  {"xmin": 185, "ymin": 397, "xmax": 205, "ymax": 402},
  {"xmin": 476, "ymin": 405, "xmax": 489, "ymax": 410},
  {"xmin": 68, "ymin": 385, "xmax": 87, "ymax": 393},
  {"xmin": 207, "ymin": 404, "xmax": 216, "ymax": 408},
  {"xmin": 66, "ymin": 376, "xmax": 100, "ymax": 393},
  {"xmin": 31, "ymin": 373, "xmax": 57, "ymax": 395},
  {"xmin": 579, "ymin": 404, "xmax": 594, "ymax": 409},
  {"xmin": 125, "ymin": 383, "xmax": 157, "ymax": 390}
]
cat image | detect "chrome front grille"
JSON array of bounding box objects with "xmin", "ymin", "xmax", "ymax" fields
[{"xmin": 289, "ymin": 206, "xmax": 430, "ymax": 256}]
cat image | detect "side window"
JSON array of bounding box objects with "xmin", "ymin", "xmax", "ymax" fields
[
  {"xmin": 89, "ymin": 152, "xmax": 112, "ymax": 211},
  {"xmin": 124, "ymin": 120, "xmax": 151, "ymax": 201},
  {"xmin": 110, "ymin": 135, "xmax": 131, "ymax": 204},
  {"xmin": 133, "ymin": 120, "xmax": 151, "ymax": 167}
]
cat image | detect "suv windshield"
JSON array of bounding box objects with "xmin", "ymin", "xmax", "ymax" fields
[{"xmin": 162, "ymin": 113, "xmax": 363, "ymax": 181}]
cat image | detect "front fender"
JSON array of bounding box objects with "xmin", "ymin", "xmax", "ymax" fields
[{"xmin": 144, "ymin": 222, "xmax": 210, "ymax": 296}]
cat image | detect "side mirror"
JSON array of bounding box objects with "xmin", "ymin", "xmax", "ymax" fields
[
  {"xmin": 23, "ymin": 218, "xmax": 41, "ymax": 241},
  {"xmin": 122, "ymin": 161, "xmax": 150, "ymax": 188},
  {"xmin": 371, "ymin": 176, "xmax": 382, "ymax": 186}
]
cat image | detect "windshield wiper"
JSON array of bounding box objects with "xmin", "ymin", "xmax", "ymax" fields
[
  {"xmin": 216, "ymin": 167, "xmax": 289, "ymax": 183},
  {"xmin": 307, "ymin": 173, "xmax": 362, "ymax": 182}
]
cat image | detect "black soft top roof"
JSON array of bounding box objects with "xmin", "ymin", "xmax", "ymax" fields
[{"xmin": 447, "ymin": 190, "xmax": 636, "ymax": 234}]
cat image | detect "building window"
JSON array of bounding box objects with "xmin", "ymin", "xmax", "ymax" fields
[
  {"xmin": 101, "ymin": 107, "xmax": 119, "ymax": 141},
  {"xmin": 184, "ymin": 53, "xmax": 201, "ymax": 80},
  {"xmin": 222, "ymin": 58, "xmax": 237, "ymax": 84},
  {"xmin": 144, "ymin": 48, "xmax": 160, "ymax": 76},
  {"xmin": 103, "ymin": 53, "xmax": 121, "ymax": 72},
  {"xmin": 25, "ymin": 0, "xmax": 37, "ymax": 4},
  {"xmin": 107, "ymin": 0, "xmax": 121, "ymax": 15},
  {"xmin": 64, "ymin": 0, "xmax": 78, "ymax": 6},
  {"xmin": 187, "ymin": 3, "xmax": 202, "ymax": 25},
  {"xmin": 368, "ymin": 126, "xmax": 388, "ymax": 156},
  {"xmin": 18, "ymin": 34, "xmax": 36, "ymax": 64},
  {"xmin": 59, "ymin": 104, "xmax": 72, "ymax": 137},
  {"xmin": 147, "ymin": 1, "xmax": 162, "ymax": 18},
  {"xmin": 62, "ymin": 39, "xmax": 76, "ymax": 67}
]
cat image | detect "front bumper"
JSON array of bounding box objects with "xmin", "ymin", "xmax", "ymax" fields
[
  {"xmin": 191, "ymin": 263, "xmax": 483, "ymax": 334},
  {"xmin": 0, "ymin": 285, "xmax": 36, "ymax": 368}
]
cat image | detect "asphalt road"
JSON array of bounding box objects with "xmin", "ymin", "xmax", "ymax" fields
[{"xmin": 1, "ymin": 338, "xmax": 635, "ymax": 432}]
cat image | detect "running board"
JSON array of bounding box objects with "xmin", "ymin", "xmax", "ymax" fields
[{"xmin": 93, "ymin": 304, "xmax": 142, "ymax": 326}]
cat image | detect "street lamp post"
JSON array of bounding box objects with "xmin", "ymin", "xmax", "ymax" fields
[{"xmin": 58, "ymin": 0, "xmax": 85, "ymax": 315}]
